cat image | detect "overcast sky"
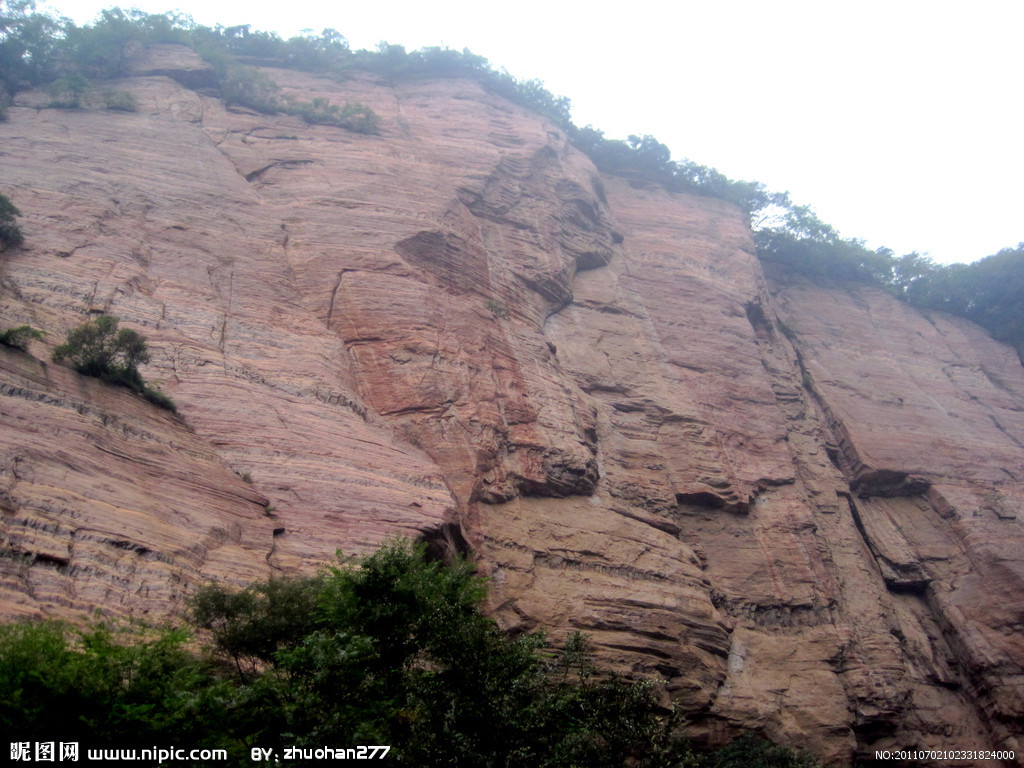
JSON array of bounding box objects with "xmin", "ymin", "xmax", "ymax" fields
[{"xmin": 40, "ymin": 0, "xmax": 1024, "ymax": 265}]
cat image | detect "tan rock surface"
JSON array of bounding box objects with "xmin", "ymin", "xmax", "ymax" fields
[
  {"xmin": 0, "ymin": 46, "xmax": 1022, "ymax": 764},
  {"xmin": 0, "ymin": 347, "xmax": 272, "ymax": 620},
  {"xmin": 771, "ymin": 281, "xmax": 1024, "ymax": 759}
]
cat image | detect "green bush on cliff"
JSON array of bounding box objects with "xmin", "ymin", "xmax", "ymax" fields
[
  {"xmin": 289, "ymin": 97, "xmax": 380, "ymax": 133},
  {"xmin": 53, "ymin": 314, "xmax": 149, "ymax": 389},
  {"xmin": 51, "ymin": 315, "xmax": 176, "ymax": 412},
  {"xmin": 0, "ymin": 324, "xmax": 44, "ymax": 350},
  {"xmin": 900, "ymin": 243, "xmax": 1024, "ymax": 360},
  {"xmin": 218, "ymin": 64, "xmax": 280, "ymax": 113},
  {"xmin": 0, "ymin": 192, "xmax": 24, "ymax": 251},
  {"xmin": 101, "ymin": 88, "xmax": 137, "ymax": 111},
  {"xmin": 46, "ymin": 74, "xmax": 90, "ymax": 108},
  {"xmin": 754, "ymin": 202, "xmax": 896, "ymax": 287},
  {"xmin": 700, "ymin": 735, "xmax": 820, "ymax": 768}
]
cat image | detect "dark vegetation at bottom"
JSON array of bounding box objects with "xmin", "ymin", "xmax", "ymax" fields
[{"xmin": 0, "ymin": 538, "xmax": 818, "ymax": 767}]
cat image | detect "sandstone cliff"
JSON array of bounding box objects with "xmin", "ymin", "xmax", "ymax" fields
[{"xmin": 1, "ymin": 46, "xmax": 1022, "ymax": 764}]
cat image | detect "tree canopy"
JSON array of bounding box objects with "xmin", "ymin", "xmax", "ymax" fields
[{"xmin": 0, "ymin": 538, "xmax": 818, "ymax": 767}]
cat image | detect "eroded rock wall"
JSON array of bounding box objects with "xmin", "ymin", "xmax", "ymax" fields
[
  {"xmin": 771, "ymin": 282, "xmax": 1024, "ymax": 759},
  {"xmin": 1, "ymin": 46, "xmax": 1022, "ymax": 764}
]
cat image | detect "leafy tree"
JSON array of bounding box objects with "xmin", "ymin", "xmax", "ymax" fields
[
  {"xmin": 566, "ymin": 126, "xmax": 774, "ymax": 213},
  {"xmin": 0, "ymin": 0, "xmax": 67, "ymax": 96},
  {"xmin": 1, "ymin": 538, "xmax": 818, "ymax": 766},
  {"xmin": 890, "ymin": 251, "xmax": 935, "ymax": 295},
  {"xmin": 62, "ymin": 8, "xmax": 139, "ymax": 78},
  {"xmin": 52, "ymin": 314, "xmax": 150, "ymax": 390},
  {"xmin": 189, "ymin": 575, "xmax": 321, "ymax": 678},
  {"xmin": 902, "ymin": 244, "xmax": 1024, "ymax": 361},
  {"xmin": 191, "ymin": 539, "xmax": 701, "ymax": 766},
  {"xmin": 754, "ymin": 201, "xmax": 898, "ymax": 287},
  {"xmin": 0, "ymin": 192, "xmax": 23, "ymax": 250},
  {"xmin": 281, "ymin": 28, "xmax": 351, "ymax": 72},
  {"xmin": 0, "ymin": 621, "xmax": 222, "ymax": 747}
]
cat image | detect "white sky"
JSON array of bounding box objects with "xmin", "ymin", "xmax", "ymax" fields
[{"xmin": 39, "ymin": 0, "xmax": 1024, "ymax": 265}]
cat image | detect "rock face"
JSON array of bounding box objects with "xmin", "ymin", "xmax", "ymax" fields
[{"xmin": 1, "ymin": 46, "xmax": 1022, "ymax": 764}]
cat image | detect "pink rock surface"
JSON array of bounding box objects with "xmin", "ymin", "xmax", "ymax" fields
[{"xmin": 0, "ymin": 46, "xmax": 1021, "ymax": 763}]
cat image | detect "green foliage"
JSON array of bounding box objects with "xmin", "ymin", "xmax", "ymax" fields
[
  {"xmin": 101, "ymin": 88, "xmax": 137, "ymax": 111},
  {"xmin": 218, "ymin": 64, "xmax": 280, "ymax": 113},
  {"xmin": 47, "ymin": 74, "xmax": 90, "ymax": 107},
  {"xmin": 190, "ymin": 539, "xmax": 698, "ymax": 766},
  {"xmin": 700, "ymin": 734, "xmax": 820, "ymax": 768},
  {"xmin": 899, "ymin": 244, "xmax": 1024, "ymax": 360},
  {"xmin": 190, "ymin": 575, "xmax": 320, "ymax": 675},
  {"xmin": 52, "ymin": 314, "xmax": 149, "ymax": 390},
  {"xmin": 754, "ymin": 203, "xmax": 895, "ymax": 287},
  {"xmin": 486, "ymin": 298, "xmax": 510, "ymax": 319},
  {"xmin": 0, "ymin": 192, "xmax": 24, "ymax": 250},
  {"xmin": 280, "ymin": 28, "xmax": 351, "ymax": 72},
  {"xmin": 756, "ymin": 196, "xmax": 1024, "ymax": 364},
  {"xmin": 142, "ymin": 384, "xmax": 178, "ymax": 413},
  {"xmin": 0, "ymin": 539, "xmax": 817, "ymax": 765},
  {"xmin": 288, "ymin": 97, "xmax": 380, "ymax": 133},
  {"xmin": 569, "ymin": 127, "xmax": 774, "ymax": 212},
  {"xmin": 0, "ymin": 324, "xmax": 44, "ymax": 350},
  {"xmin": 480, "ymin": 70, "xmax": 572, "ymax": 127},
  {"xmin": 59, "ymin": 8, "xmax": 191, "ymax": 80},
  {"xmin": 52, "ymin": 315, "xmax": 178, "ymax": 412},
  {"xmin": 0, "ymin": 0, "xmax": 66, "ymax": 97},
  {"xmin": 62, "ymin": 8, "xmax": 140, "ymax": 78},
  {"xmin": 0, "ymin": 621, "xmax": 223, "ymax": 747}
]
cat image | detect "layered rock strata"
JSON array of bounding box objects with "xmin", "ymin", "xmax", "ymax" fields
[{"xmin": 0, "ymin": 45, "xmax": 1021, "ymax": 764}]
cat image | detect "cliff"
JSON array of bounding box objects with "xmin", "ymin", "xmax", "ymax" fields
[{"xmin": 1, "ymin": 46, "xmax": 1022, "ymax": 764}]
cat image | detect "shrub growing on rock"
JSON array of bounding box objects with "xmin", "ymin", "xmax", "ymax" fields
[
  {"xmin": 51, "ymin": 315, "xmax": 176, "ymax": 412},
  {"xmin": 218, "ymin": 64, "xmax": 280, "ymax": 113},
  {"xmin": 0, "ymin": 325, "xmax": 44, "ymax": 351},
  {"xmin": 0, "ymin": 192, "xmax": 23, "ymax": 251},
  {"xmin": 47, "ymin": 74, "xmax": 91, "ymax": 108},
  {"xmin": 290, "ymin": 97, "xmax": 381, "ymax": 133},
  {"xmin": 53, "ymin": 314, "xmax": 149, "ymax": 389},
  {"xmin": 101, "ymin": 89, "xmax": 137, "ymax": 111}
]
